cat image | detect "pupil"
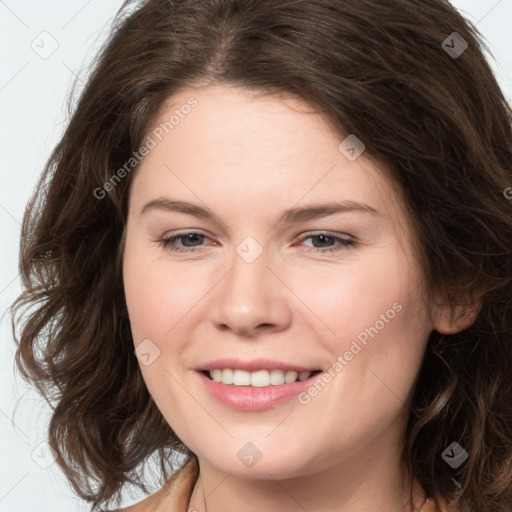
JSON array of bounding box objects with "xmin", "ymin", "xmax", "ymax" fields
[
  {"xmin": 183, "ymin": 233, "xmax": 202, "ymax": 246},
  {"xmin": 314, "ymin": 234, "xmax": 332, "ymax": 247}
]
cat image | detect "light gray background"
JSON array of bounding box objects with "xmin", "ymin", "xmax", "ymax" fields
[{"xmin": 1, "ymin": 1, "xmax": 511, "ymax": 510}]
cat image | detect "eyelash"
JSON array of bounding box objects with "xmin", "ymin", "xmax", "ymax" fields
[{"xmin": 158, "ymin": 230, "xmax": 357, "ymax": 254}]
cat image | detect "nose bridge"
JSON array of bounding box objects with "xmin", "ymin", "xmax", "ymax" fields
[
  {"xmin": 226, "ymin": 235, "xmax": 272, "ymax": 303},
  {"xmin": 212, "ymin": 234, "xmax": 291, "ymax": 334}
]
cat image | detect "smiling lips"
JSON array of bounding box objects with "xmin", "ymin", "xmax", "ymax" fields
[
  {"xmin": 195, "ymin": 358, "xmax": 324, "ymax": 411},
  {"xmin": 196, "ymin": 358, "xmax": 322, "ymax": 387},
  {"xmin": 207, "ymin": 368, "xmax": 315, "ymax": 386},
  {"xmin": 196, "ymin": 357, "xmax": 321, "ymax": 373}
]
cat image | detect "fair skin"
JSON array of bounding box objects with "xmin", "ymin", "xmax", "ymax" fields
[{"xmin": 122, "ymin": 83, "xmax": 477, "ymax": 512}]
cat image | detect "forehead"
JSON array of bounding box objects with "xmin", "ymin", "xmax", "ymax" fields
[
  {"xmin": 136, "ymin": 85, "xmax": 380, "ymax": 185},
  {"xmin": 129, "ymin": 84, "xmax": 405, "ymax": 231}
]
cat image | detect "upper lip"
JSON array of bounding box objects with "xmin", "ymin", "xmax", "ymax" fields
[{"xmin": 196, "ymin": 358, "xmax": 320, "ymax": 373}]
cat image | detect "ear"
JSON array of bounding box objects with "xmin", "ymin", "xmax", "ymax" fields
[{"xmin": 430, "ymin": 291, "xmax": 482, "ymax": 334}]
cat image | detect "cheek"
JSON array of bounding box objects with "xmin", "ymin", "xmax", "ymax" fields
[
  {"xmin": 122, "ymin": 240, "xmax": 205, "ymax": 411},
  {"xmin": 123, "ymin": 240, "xmax": 209, "ymax": 344},
  {"xmin": 290, "ymin": 253, "xmax": 412, "ymax": 333},
  {"xmin": 293, "ymin": 248, "xmax": 430, "ymax": 375}
]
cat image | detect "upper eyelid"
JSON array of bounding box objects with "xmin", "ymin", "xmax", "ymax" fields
[
  {"xmin": 162, "ymin": 229, "xmax": 355, "ymax": 244},
  {"xmin": 162, "ymin": 229, "xmax": 214, "ymax": 242}
]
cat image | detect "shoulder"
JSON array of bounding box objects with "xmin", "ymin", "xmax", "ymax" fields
[{"xmin": 111, "ymin": 455, "xmax": 199, "ymax": 512}]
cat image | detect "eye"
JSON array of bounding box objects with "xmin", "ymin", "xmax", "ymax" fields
[
  {"xmin": 297, "ymin": 232, "xmax": 357, "ymax": 253},
  {"xmin": 158, "ymin": 230, "xmax": 213, "ymax": 253},
  {"xmin": 158, "ymin": 230, "xmax": 356, "ymax": 254}
]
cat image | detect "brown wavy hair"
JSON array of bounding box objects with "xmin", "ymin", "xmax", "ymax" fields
[{"xmin": 10, "ymin": 0, "xmax": 512, "ymax": 510}]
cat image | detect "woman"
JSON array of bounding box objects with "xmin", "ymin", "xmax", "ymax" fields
[{"xmin": 10, "ymin": 0, "xmax": 512, "ymax": 511}]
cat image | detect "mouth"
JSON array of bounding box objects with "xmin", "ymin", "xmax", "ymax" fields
[
  {"xmin": 200, "ymin": 369, "xmax": 323, "ymax": 386},
  {"xmin": 196, "ymin": 369, "xmax": 324, "ymax": 411}
]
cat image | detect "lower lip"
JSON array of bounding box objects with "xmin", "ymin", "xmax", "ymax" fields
[{"xmin": 196, "ymin": 370, "xmax": 322, "ymax": 411}]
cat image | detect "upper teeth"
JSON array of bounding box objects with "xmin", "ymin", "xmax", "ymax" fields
[{"xmin": 209, "ymin": 369, "xmax": 312, "ymax": 387}]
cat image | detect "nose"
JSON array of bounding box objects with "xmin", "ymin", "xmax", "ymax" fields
[{"xmin": 210, "ymin": 242, "xmax": 292, "ymax": 338}]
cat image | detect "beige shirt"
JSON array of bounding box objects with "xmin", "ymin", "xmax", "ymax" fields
[{"xmin": 115, "ymin": 455, "xmax": 455, "ymax": 512}]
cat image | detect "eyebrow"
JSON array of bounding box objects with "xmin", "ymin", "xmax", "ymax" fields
[{"xmin": 140, "ymin": 198, "xmax": 379, "ymax": 223}]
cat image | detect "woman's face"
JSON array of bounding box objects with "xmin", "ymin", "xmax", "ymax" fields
[{"xmin": 123, "ymin": 84, "xmax": 442, "ymax": 479}]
